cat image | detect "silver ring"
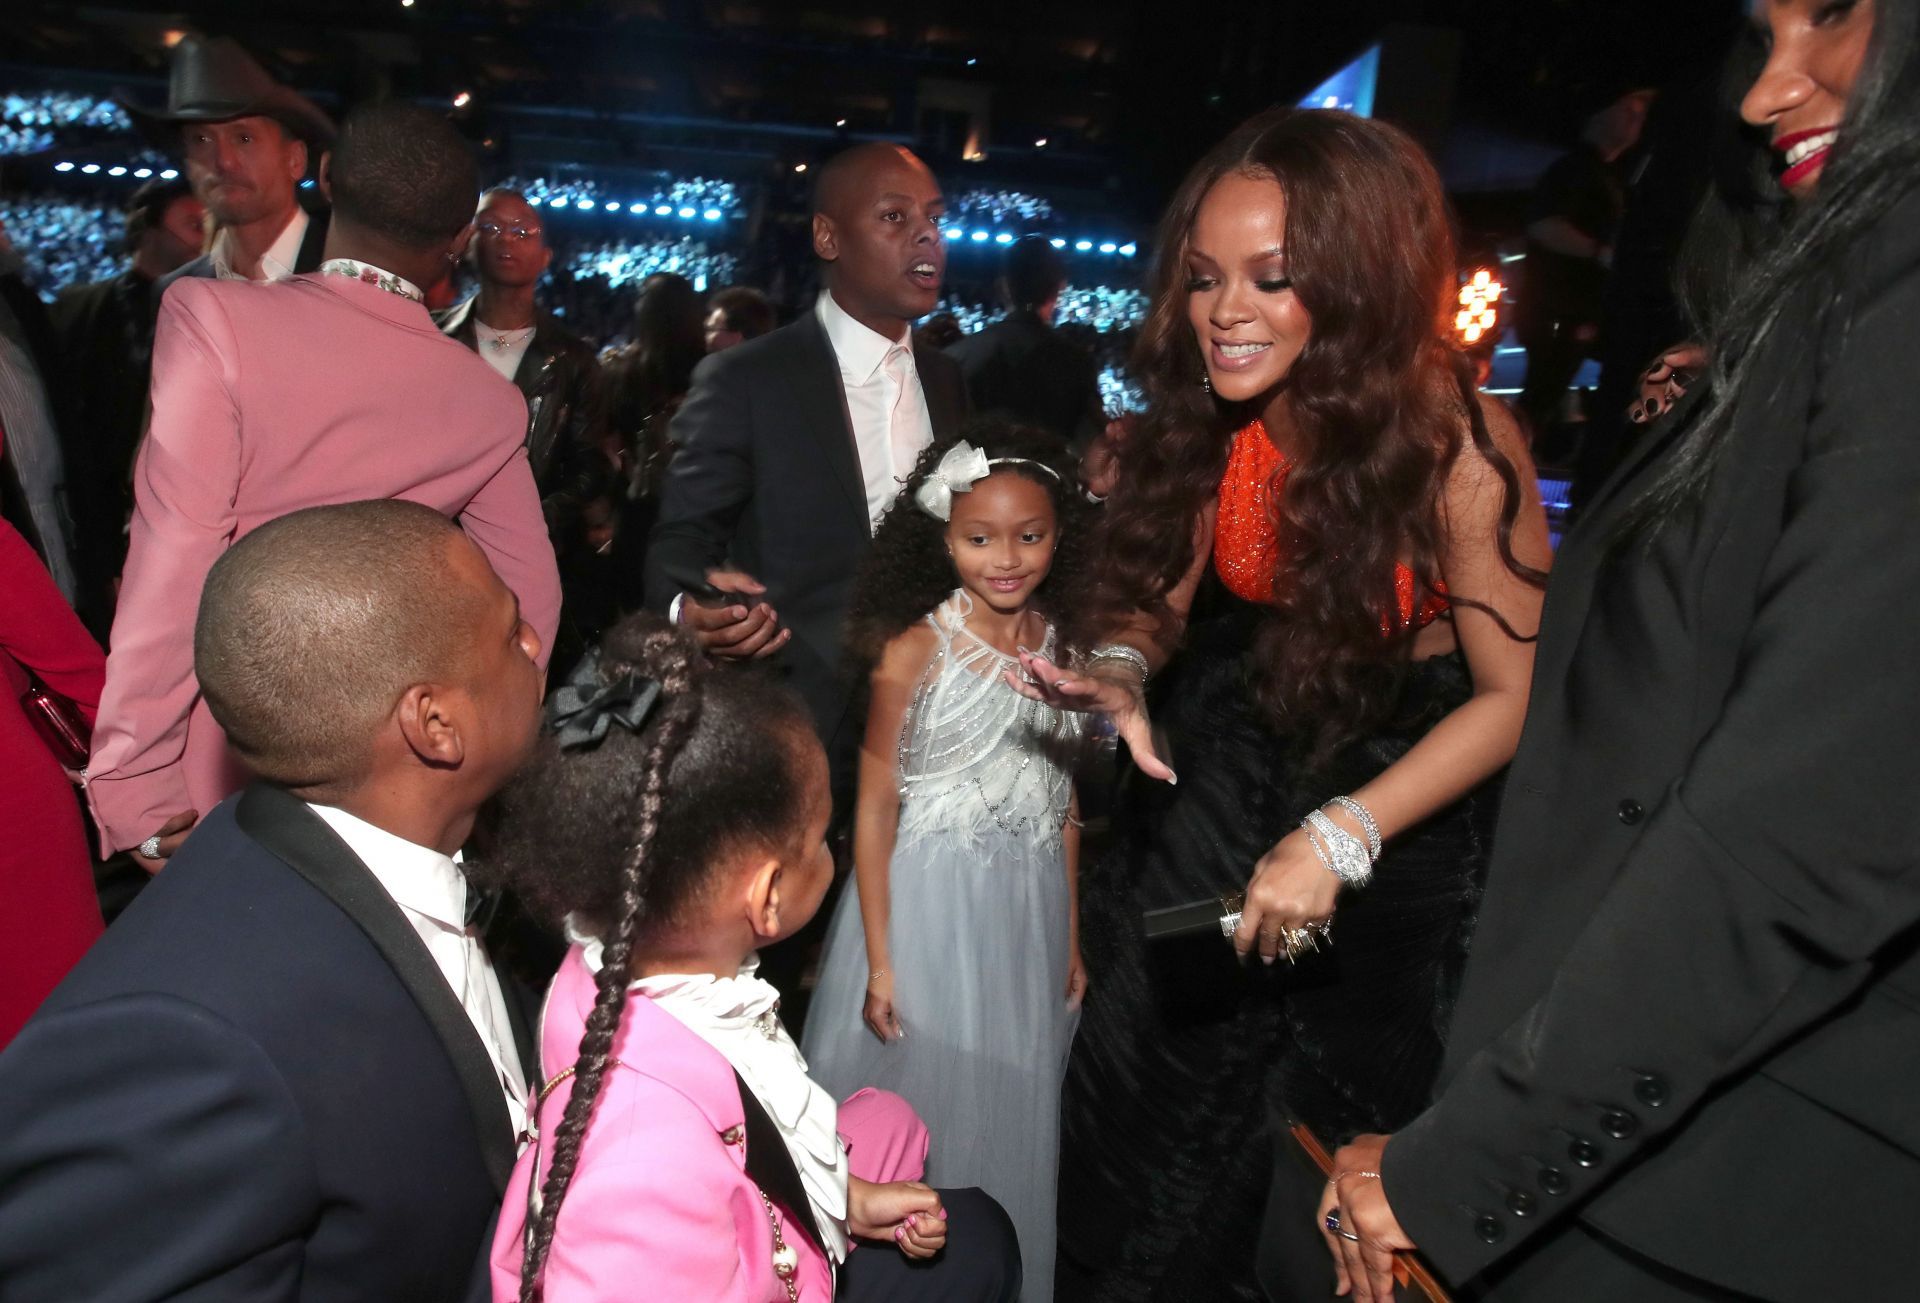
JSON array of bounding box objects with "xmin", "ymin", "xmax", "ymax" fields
[
  {"xmin": 138, "ymin": 835, "xmax": 163, "ymax": 860},
  {"xmin": 1324, "ymin": 1207, "xmax": 1361, "ymax": 1242}
]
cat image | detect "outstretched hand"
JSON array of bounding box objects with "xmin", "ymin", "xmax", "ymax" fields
[{"xmin": 1003, "ymin": 650, "xmax": 1176, "ymax": 784}]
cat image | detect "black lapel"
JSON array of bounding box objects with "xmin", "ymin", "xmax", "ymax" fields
[
  {"xmin": 735, "ymin": 1070, "xmax": 829, "ymax": 1255},
  {"xmin": 1576, "ymin": 380, "xmax": 1710, "ymax": 523},
  {"xmin": 234, "ymin": 784, "xmax": 518, "ymax": 1193},
  {"xmin": 913, "ymin": 347, "xmax": 966, "ymax": 439},
  {"xmin": 294, "ymin": 209, "xmax": 331, "ymax": 274},
  {"xmin": 500, "ymin": 974, "xmax": 539, "ymax": 1086},
  {"xmin": 783, "ymin": 312, "xmax": 869, "ymax": 530}
]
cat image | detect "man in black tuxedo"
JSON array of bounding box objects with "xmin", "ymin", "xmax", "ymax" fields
[
  {"xmin": 644, "ymin": 142, "xmax": 966, "ymax": 805},
  {"xmin": 119, "ymin": 35, "xmax": 336, "ymax": 293},
  {"xmin": 0, "ymin": 499, "xmax": 544, "ymax": 1301},
  {"xmin": 946, "ymin": 235, "xmax": 1104, "ymax": 451}
]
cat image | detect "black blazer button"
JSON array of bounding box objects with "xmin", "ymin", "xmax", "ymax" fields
[
  {"xmin": 1601, "ymin": 1107, "xmax": 1638, "ymax": 1139},
  {"xmin": 1633, "ymin": 1074, "xmax": 1670, "ymax": 1108},
  {"xmin": 1475, "ymin": 1213, "xmax": 1506, "ymax": 1244},
  {"xmin": 1505, "ymin": 1189, "xmax": 1538, "ymax": 1218},
  {"xmin": 1569, "ymin": 1139, "xmax": 1602, "ymax": 1168},
  {"xmin": 1616, "ymin": 798, "xmax": 1645, "ymax": 825},
  {"xmin": 1539, "ymin": 1166, "xmax": 1570, "ymax": 1195}
]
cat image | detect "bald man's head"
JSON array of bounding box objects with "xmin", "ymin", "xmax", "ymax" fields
[
  {"xmin": 810, "ymin": 142, "xmax": 946, "ymax": 334},
  {"xmin": 195, "ymin": 501, "xmax": 493, "ymax": 790}
]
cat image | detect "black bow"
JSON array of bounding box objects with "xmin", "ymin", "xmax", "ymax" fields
[{"xmin": 546, "ymin": 652, "xmax": 662, "ymax": 750}]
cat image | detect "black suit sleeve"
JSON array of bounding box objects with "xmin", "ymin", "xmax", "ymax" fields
[
  {"xmin": 1383, "ymin": 253, "xmax": 1920, "ymax": 1278},
  {"xmin": 0, "ymin": 993, "xmax": 319, "ymax": 1301},
  {"xmin": 642, "ymin": 349, "xmax": 755, "ymax": 610}
]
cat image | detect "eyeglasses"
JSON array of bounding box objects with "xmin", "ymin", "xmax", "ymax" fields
[{"xmin": 477, "ymin": 221, "xmax": 542, "ymax": 241}]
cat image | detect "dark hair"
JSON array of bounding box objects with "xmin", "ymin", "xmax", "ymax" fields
[
  {"xmin": 707, "ymin": 285, "xmax": 776, "ymax": 340},
  {"xmin": 196, "ymin": 500, "xmax": 480, "ymax": 791},
  {"xmin": 1003, "ymin": 235, "xmax": 1067, "ymax": 311},
  {"xmin": 1620, "ymin": 2, "xmax": 1920, "ymax": 537},
  {"xmin": 613, "ymin": 272, "xmax": 706, "ymax": 424},
  {"xmin": 1096, "ymin": 109, "xmax": 1541, "ymax": 757},
  {"xmin": 124, "ymin": 177, "xmax": 196, "ymax": 254},
  {"xmin": 844, "ymin": 416, "xmax": 1099, "ymax": 668},
  {"xmin": 328, "ymin": 101, "xmax": 478, "ymax": 250},
  {"xmin": 474, "ymin": 614, "xmax": 816, "ymax": 1302}
]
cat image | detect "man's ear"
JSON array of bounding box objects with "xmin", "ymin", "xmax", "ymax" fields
[
  {"xmin": 742, "ymin": 854, "xmax": 785, "ymax": 943},
  {"xmin": 315, "ymin": 150, "xmax": 332, "ymax": 203},
  {"xmin": 394, "ymin": 682, "xmax": 465, "ymax": 769},
  {"xmin": 450, "ymin": 222, "xmax": 477, "ymax": 263},
  {"xmin": 811, "ymin": 212, "xmax": 838, "ymax": 263},
  {"xmin": 289, "ymin": 137, "xmax": 311, "ymax": 186}
]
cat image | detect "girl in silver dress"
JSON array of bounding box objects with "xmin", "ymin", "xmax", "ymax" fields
[{"xmin": 803, "ymin": 420, "xmax": 1100, "ymax": 1303}]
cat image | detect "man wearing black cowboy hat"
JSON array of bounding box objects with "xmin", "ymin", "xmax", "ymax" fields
[{"xmin": 118, "ymin": 34, "xmax": 336, "ymax": 291}]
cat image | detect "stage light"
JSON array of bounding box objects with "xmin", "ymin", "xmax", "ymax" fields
[
  {"xmin": 54, "ymin": 161, "xmax": 74, "ymax": 172},
  {"xmin": 702, "ymin": 209, "xmax": 722, "ymax": 221},
  {"xmin": 160, "ymin": 169, "xmax": 178, "ymax": 179},
  {"xmin": 108, "ymin": 166, "xmax": 127, "ymax": 176},
  {"xmin": 966, "ymin": 57, "xmax": 978, "ymax": 66},
  {"xmin": 994, "ymin": 232, "xmax": 1013, "ymax": 244},
  {"xmin": 575, "ymin": 199, "xmax": 595, "ymax": 210},
  {"xmin": 944, "ymin": 227, "xmax": 964, "ymax": 240},
  {"xmin": 1049, "ymin": 238, "xmax": 1066, "ymax": 249},
  {"xmin": 1098, "ymin": 242, "xmax": 1117, "ymax": 254},
  {"xmin": 1454, "ymin": 266, "xmax": 1503, "ymax": 349},
  {"xmin": 549, "ymin": 197, "xmax": 569, "ymax": 208},
  {"xmin": 401, "ymin": 0, "xmax": 415, "ymax": 7},
  {"xmin": 1119, "ymin": 242, "xmax": 1138, "ymax": 257},
  {"xmin": 835, "ymin": 118, "xmax": 847, "ymax": 128},
  {"xmin": 970, "ymin": 230, "xmax": 989, "ymax": 242},
  {"xmin": 1034, "ymin": 137, "xmax": 1048, "ymax": 148},
  {"xmin": 604, "ymin": 201, "xmax": 620, "ymax": 212},
  {"xmin": 678, "ymin": 207, "xmax": 696, "ymax": 218},
  {"xmin": 630, "ymin": 202, "xmax": 646, "ymax": 214},
  {"xmin": 453, "ymin": 91, "xmax": 473, "ymax": 109},
  {"xmin": 1074, "ymin": 239, "xmax": 1092, "ymax": 252},
  {"xmin": 299, "ymin": 178, "xmax": 316, "ymax": 189},
  {"xmin": 655, "ymin": 204, "xmax": 672, "ymax": 215},
  {"xmin": 81, "ymin": 163, "xmax": 101, "ymax": 174},
  {"xmin": 134, "ymin": 167, "xmax": 153, "ymax": 178},
  {"xmin": 794, "ymin": 163, "xmax": 808, "ymax": 174},
  {"xmin": 1472, "ymin": 269, "xmax": 1491, "ymax": 288}
]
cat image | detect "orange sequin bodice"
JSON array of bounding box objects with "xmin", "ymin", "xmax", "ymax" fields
[{"xmin": 1211, "ymin": 420, "xmax": 1449, "ymax": 630}]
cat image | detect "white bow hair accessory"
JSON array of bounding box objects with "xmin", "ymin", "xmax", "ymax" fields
[
  {"xmin": 912, "ymin": 441, "xmax": 1064, "ymax": 521},
  {"xmin": 913, "ymin": 441, "xmax": 994, "ymax": 521}
]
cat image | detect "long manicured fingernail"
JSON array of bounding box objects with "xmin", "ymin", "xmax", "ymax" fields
[{"xmin": 894, "ymin": 1226, "xmax": 906, "ymax": 1241}]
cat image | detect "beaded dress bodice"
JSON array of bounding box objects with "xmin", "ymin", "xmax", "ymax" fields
[
  {"xmin": 893, "ymin": 592, "xmax": 1085, "ymax": 853},
  {"xmin": 1213, "ymin": 419, "xmax": 1450, "ymax": 629}
]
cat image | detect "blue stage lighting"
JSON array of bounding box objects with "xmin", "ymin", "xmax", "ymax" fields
[
  {"xmin": 703, "ymin": 209, "xmax": 722, "ymax": 221},
  {"xmin": 81, "ymin": 163, "xmax": 101, "ymax": 174},
  {"xmin": 108, "ymin": 165, "xmax": 128, "ymax": 176},
  {"xmin": 1049, "ymin": 238, "xmax": 1066, "ymax": 249},
  {"xmin": 630, "ymin": 203, "xmax": 646, "ymax": 214},
  {"xmin": 549, "ymin": 197, "xmax": 569, "ymax": 208},
  {"xmin": 944, "ymin": 227, "xmax": 963, "ymax": 240},
  {"xmin": 993, "ymin": 232, "xmax": 1014, "ymax": 244},
  {"xmin": 574, "ymin": 199, "xmax": 595, "ymax": 210},
  {"xmin": 1073, "ymin": 239, "xmax": 1092, "ymax": 252},
  {"xmin": 678, "ymin": 207, "xmax": 696, "ymax": 218},
  {"xmin": 1119, "ymin": 242, "xmax": 1138, "ymax": 257},
  {"xmin": 54, "ymin": 161, "xmax": 74, "ymax": 172},
  {"xmin": 604, "ymin": 201, "xmax": 620, "ymax": 212},
  {"xmin": 160, "ymin": 169, "xmax": 179, "ymax": 179},
  {"xmin": 970, "ymin": 230, "xmax": 990, "ymax": 242},
  {"xmin": 299, "ymin": 178, "xmax": 316, "ymax": 189},
  {"xmin": 655, "ymin": 205, "xmax": 672, "ymax": 216},
  {"xmin": 134, "ymin": 167, "xmax": 153, "ymax": 178},
  {"xmin": 1098, "ymin": 242, "xmax": 1117, "ymax": 254}
]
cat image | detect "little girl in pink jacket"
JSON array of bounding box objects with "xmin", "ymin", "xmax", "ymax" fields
[{"xmin": 486, "ymin": 615, "xmax": 1021, "ymax": 1302}]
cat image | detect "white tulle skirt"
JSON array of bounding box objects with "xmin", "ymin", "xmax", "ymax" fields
[{"xmin": 802, "ymin": 825, "xmax": 1078, "ymax": 1303}]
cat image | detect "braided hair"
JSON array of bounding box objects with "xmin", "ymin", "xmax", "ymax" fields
[{"xmin": 474, "ymin": 613, "xmax": 816, "ymax": 1302}]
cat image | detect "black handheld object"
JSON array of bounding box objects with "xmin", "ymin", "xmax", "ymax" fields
[
  {"xmin": 657, "ymin": 559, "xmax": 745, "ymax": 605},
  {"xmin": 1142, "ymin": 891, "xmax": 1244, "ymax": 941}
]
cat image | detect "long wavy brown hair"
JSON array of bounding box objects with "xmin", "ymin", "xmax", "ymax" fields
[{"xmin": 1098, "ymin": 108, "xmax": 1541, "ymax": 757}]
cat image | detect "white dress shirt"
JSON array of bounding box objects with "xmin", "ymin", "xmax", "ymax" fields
[
  {"xmin": 473, "ymin": 321, "xmax": 537, "ymax": 383},
  {"xmin": 815, "ymin": 290, "xmax": 935, "ymax": 530},
  {"xmin": 306, "ymin": 803, "xmax": 529, "ymax": 1139},
  {"xmin": 211, "ymin": 207, "xmax": 310, "ymax": 283}
]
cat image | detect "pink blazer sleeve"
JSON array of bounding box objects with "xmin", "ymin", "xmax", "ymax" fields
[
  {"xmin": 492, "ymin": 1078, "xmax": 769, "ymax": 1303},
  {"xmin": 86, "ymin": 283, "xmax": 241, "ymax": 851},
  {"xmin": 460, "ymin": 443, "xmax": 561, "ymax": 671},
  {"xmin": 0, "ymin": 516, "xmax": 105, "ymax": 719}
]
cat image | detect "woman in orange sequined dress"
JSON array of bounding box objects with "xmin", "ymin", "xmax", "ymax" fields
[{"xmin": 1011, "ymin": 111, "xmax": 1551, "ymax": 1301}]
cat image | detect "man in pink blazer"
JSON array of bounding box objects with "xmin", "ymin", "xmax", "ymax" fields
[{"xmin": 87, "ymin": 101, "xmax": 561, "ymax": 862}]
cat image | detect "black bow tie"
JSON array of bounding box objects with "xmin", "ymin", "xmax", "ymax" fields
[{"xmin": 464, "ymin": 884, "xmax": 498, "ymax": 930}]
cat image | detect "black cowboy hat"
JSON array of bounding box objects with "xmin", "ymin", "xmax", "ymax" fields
[{"xmin": 116, "ymin": 34, "xmax": 336, "ymax": 153}]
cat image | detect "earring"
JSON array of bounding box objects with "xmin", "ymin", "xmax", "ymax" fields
[{"xmin": 1200, "ymin": 371, "xmax": 1213, "ymax": 394}]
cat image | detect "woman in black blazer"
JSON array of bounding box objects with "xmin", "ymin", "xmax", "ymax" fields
[{"xmin": 1315, "ymin": 4, "xmax": 1920, "ymax": 1300}]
